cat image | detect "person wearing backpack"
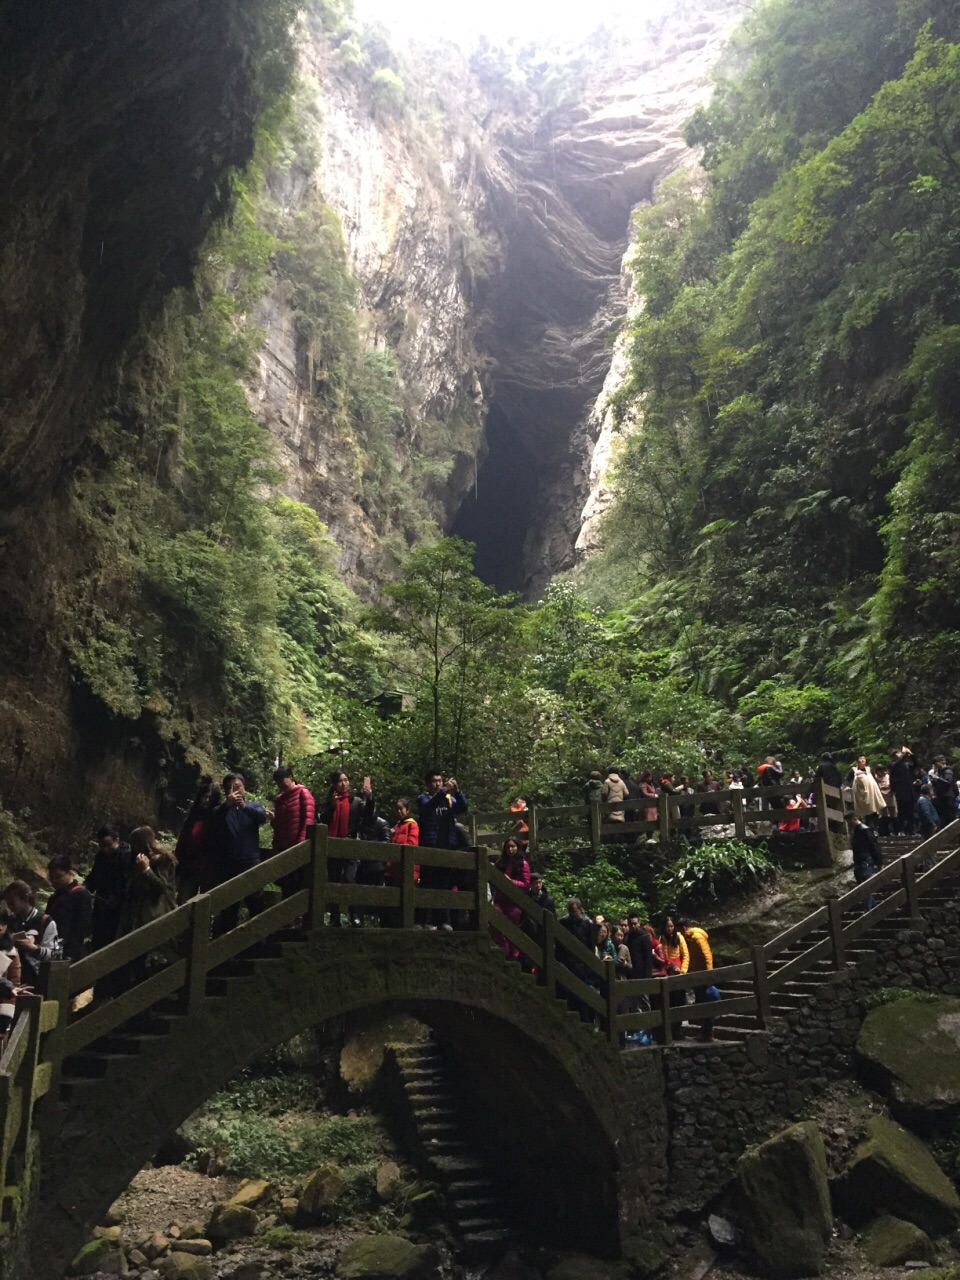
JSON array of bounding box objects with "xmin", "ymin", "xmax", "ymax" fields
[
  {"xmin": 46, "ymin": 855, "xmax": 94, "ymax": 962},
  {"xmin": 4, "ymin": 880, "xmax": 60, "ymax": 984}
]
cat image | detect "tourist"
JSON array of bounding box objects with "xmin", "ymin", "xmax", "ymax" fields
[
  {"xmin": 320, "ymin": 770, "xmax": 374, "ymax": 928},
  {"xmin": 851, "ymin": 757, "xmax": 885, "ymax": 830},
  {"xmin": 889, "ymin": 747, "xmax": 917, "ymax": 835},
  {"xmin": 272, "ymin": 766, "xmax": 316, "ymax": 900},
  {"xmin": 4, "ymin": 880, "xmax": 60, "ymax": 984},
  {"xmin": 610, "ymin": 923, "xmax": 633, "ymax": 1047},
  {"xmin": 584, "ymin": 770, "xmax": 604, "ymax": 806},
  {"xmin": 916, "ymin": 785, "xmax": 940, "ymax": 840},
  {"xmin": 205, "ymin": 773, "xmax": 270, "ymax": 933},
  {"xmin": 929, "ymin": 757, "xmax": 957, "ymax": 831},
  {"xmin": 625, "ymin": 913, "xmax": 653, "ymax": 981},
  {"xmin": 0, "ymin": 907, "xmax": 22, "ymax": 1040},
  {"xmin": 637, "ymin": 770, "xmax": 659, "ymax": 823},
  {"xmin": 874, "ymin": 765, "xmax": 896, "ymax": 837},
  {"xmin": 510, "ymin": 798, "xmax": 530, "ymax": 855},
  {"xmin": 85, "ymin": 825, "xmax": 133, "ymax": 952},
  {"xmin": 595, "ymin": 920, "xmax": 617, "ymax": 961},
  {"xmin": 678, "ymin": 918, "xmax": 717, "ymax": 1043},
  {"xmin": 527, "ymin": 870, "xmax": 555, "ymax": 916},
  {"xmin": 492, "ymin": 837, "xmax": 530, "ymax": 960},
  {"xmin": 851, "ymin": 816, "xmax": 883, "ymax": 909},
  {"xmin": 602, "ymin": 769, "xmax": 629, "ymax": 839},
  {"xmin": 46, "ymin": 855, "xmax": 93, "ymax": 962},
  {"xmin": 118, "ymin": 827, "xmax": 177, "ymax": 936},
  {"xmin": 174, "ymin": 782, "xmax": 221, "ymax": 902},
  {"xmin": 559, "ymin": 897, "xmax": 596, "ymax": 1022},
  {"xmin": 697, "ymin": 770, "xmax": 720, "ymax": 817},
  {"xmin": 520, "ymin": 870, "xmax": 555, "ymax": 974},
  {"xmin": 416, "ymin": 770, "xmax": 467, "ymax": 929},
  {"xmin": 661, "ymin": 916, "xmax": 689, "ymax": 975},
  {"xmin": 814, "ymin": 752, "xmax": 843, "ymax": 790}
]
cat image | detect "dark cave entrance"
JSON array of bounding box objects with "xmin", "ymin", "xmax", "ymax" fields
[{"xmin": 451, "ymin": 407, "xmax": 534, "ymax": 593}]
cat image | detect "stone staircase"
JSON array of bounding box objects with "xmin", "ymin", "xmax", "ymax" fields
[
  {"xmin": 716, "ymin": 839, "xmax": 960, "ymax": 1044},
  {"xmin": 392, "ymin": 1040, "xmax": 512, "ymax": 1259},
  {"xmin": 57, "ymin": 937, "xmax": 296, "ymax": 1105}
]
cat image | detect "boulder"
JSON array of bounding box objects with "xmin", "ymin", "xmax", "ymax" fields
[
  {"xmin": 157, "ymin": 1254, "xmax": 214, "ymax": 1280},
  {"xmin": 69, "ymin": 1237, "xmax": 128, "ymax": 1275},
  {"xmin": 206, "ymin": 1201, "xmax": 259, "ymax": 1242},
  {"xmin": 835, "ymin": 1116, "xmax": 960, "ymax": 1236},
  {"xmin": 337, "ymin": 1235, "xmax": 439, "ymax": 1280},
  {"xmin": 143, "ymin": 1231, "xmax": 171, "ymax": 1260},
  {"xmin": 546, "ymin": 1257, "xmax": 616, "ymax": 1280},
  {"xmin": 175, "ymin": 1239, "xmax": 213, "ymax": 1256},
  {"xmin": 860, "ymin": 1216, "xmax": 935, "ymax": 1266},
  {"xmin": 735, "ymin": 1121, "xmax": 832, "ymax": 1277},
  {"xmin": 102, "ymin": 1199, "xmax": 125, "ymax": 1227},
  {"xmin": 229, "ymin": 1178, "xmax": 274, "ymax": 1210},
  {"xmin": 297, "ymin": 1163, "xmax": 345, "ymax": 1224},
  {"xmin": 857, "ymin": 997, "xmax": 960, "ymax": 1127},
  {"xmin": 94, "ymin": 1224, "xmax": 122, "ymax": 1241},
  {"xmin": 376, "ymin": 1161, "xmax": 402, "ymax": 1201}
]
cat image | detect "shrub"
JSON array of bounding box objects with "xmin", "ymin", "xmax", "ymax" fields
[
  {"xmin": 546, "ymin": 852, "xmax": 646, "ymax": 922},
  {"xmin": 654, "ymin": 840, "xmax": 776, "ymax": 911}
]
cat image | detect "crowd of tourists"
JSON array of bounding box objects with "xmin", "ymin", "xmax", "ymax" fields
[
  {"xmin": 582, "ymin": 745, "xmax": 960, "ymax": 838},
  {"xmin": 2, "ymin": 743, "xmax": 954, "ymax": 1048}
]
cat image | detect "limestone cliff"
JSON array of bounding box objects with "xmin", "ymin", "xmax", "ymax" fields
[{"xmin": 255, "ymin": 1, "xmax": 742, "ymax": 596}]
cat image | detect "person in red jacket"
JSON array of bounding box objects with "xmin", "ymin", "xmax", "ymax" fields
[
  {"xmin": 272, "ymin": 766, "xmax": 316, "ymax": 900},
  {"xmin": 385, "ymin": 799, "xmax": 419, "ymax": 927}
]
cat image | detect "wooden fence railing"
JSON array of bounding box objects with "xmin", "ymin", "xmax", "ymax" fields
[
  {"xmin": 0, "ymin": 809, "xmax": 951, "ymax": 1224},
  {"xmin": 471, "ymin": 778, "xmax": 849, "ymax": 863}
]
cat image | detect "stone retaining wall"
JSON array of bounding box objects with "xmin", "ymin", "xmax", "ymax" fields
[{"xmin": 661, "ymin": 893, "xmax": 960, "ymax": 1219}]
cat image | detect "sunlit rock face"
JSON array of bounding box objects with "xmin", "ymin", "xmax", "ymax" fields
[
  {"xmin": 252, "ymin": 0, "xmax": 741, "ymax": 595},
  {"xmin": 469, "ymin": 1, "xmax": 743, "ymax": 593}
]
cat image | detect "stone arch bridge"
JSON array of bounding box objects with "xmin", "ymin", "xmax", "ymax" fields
[{"xmin": 2, "ymin": 819, "xmax": 959, "ymax": 1279}]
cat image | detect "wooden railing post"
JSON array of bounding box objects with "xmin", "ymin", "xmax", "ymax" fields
[
  {"xmin": 752, "ymin": 944, "xmax": 771, "ymax": 1027},
  {"xmin": 185, "ymin": 896, "xmax": 213, "ymax": 1013},
  {"xmin": 658, "ymin": 792, "xmax": 671, "ymax": 847},
  {"xmin": 527, "ymin": 806, "xmax": 539, "ymax": 858},
  {"xmin": 474, "ymin": 847, "xmax": 489, "ymax": 936},
  {"xmin": 589, "ymin": 803, "xmax": 601, "ymax": 856},
  {"xmin": 827, "ymin": 895, "xmax": 845, "ymax": 970},
  {"xmin": 401, "ymin": 847, "xmax": 416, "ymax": 931},
  {"xmin": 13, "ymin": 995, "xmax": 43, "ymax": 1166},
  {"xmin": 659, "ymin": 977, "xmax": 673, "ymax": 1046},
  {"xmin": 36, "ymin": 961, "xmax": 70, "ymax": 1135},
  {"xmin": 307, "ymin": 824, "xmax": 327, "ymax": 932},
  {"xmin": 604, "ymin": 960, "xmax": 619, "ymax": 1046},
  {"xmin": 733, "ymin": 792, "xmax": 746, "ymax": 841},
  {"xmin": 542, "ymin": 912, "xmax": 557, "ymax": 998},
  {"xmin": 815, "ymin": 778, "xmax": 834, "ymax": 864},
  {"xmin": 468, "ymin": 813, "xmax": 478, "ymax": 847},
  {"xmin": 903, "ymin": 855, "xmax": 922, "ymax": 923}
]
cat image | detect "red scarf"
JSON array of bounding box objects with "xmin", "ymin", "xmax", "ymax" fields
[{"xmin": 330, "ymin": 792, "xmax": 351, "ymax": 838}]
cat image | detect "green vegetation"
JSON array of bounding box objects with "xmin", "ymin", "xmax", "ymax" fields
[
  {"xmin": 592, "ymin": 0, "xmax": 960, "ymax": 751},
  {"xmin": 655, "ymin": 841, "xmax": 777, "ymax": 913},
  {"xmin": 259, "ymin": 1226, "xmax": 313, "ymax": 1250}
]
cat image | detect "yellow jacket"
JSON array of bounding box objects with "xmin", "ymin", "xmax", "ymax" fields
[
  {"xmin": 661, "ymin": 933, "xmax": 689, "ymax": 974},
  {"xmin": 684, "ymin": 926, "xmax": 713, "ymax": 972}
]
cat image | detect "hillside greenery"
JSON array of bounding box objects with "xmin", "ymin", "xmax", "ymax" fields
[{"xmin": 590, "ymin": 0, "xmax": 960, "ymax": 755}]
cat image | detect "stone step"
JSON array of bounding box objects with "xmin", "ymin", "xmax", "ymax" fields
[
  {"xmin": 61, "ymin": 1052, "xmax": 132, "ymax": 1079},
  {"xmin": 447, "ymin": 1179, "xmax": 494, "ymax": 1196}
]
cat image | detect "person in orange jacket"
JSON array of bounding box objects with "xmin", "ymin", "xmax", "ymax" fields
[{"xmin": 679, "ymin": 918, "xmax": 717, "ymax": 1043}]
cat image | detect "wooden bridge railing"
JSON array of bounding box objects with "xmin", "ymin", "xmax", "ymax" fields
[
  {"xmin": 0, "ymin": 808, "xmax": 951, "ymax": 1225},
  {"xmin": 471, "ymin": 778, "xmax": 849, "ymax": 863}
]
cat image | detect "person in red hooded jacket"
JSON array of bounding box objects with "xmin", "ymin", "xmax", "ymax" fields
[{"xmin": 272, "ymin": 765, "xmax": 316, "ymax": 900}]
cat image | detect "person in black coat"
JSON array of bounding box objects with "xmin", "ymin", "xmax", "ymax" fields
[
  {"xmin": 851, "ymin": 817, "xmax": 883, "ymax": 910},
  {"xmin": 46, "ymin": 855, "xmax": 93, "ymax": 963},
  {"xmin": 814, "ymin": 752, "xmax": 843, "ymax": 790},
  {"xmin": 559, "ymin": 898, "xmax": 596, "ymax": 1022},
  {"xmin": 85, "ymin": 825, "xmax": 133, "ymax": 952},
  {"xmin": 319, "ymin": 770, "xmax": 375, "ymax": 927},
  {"xmin": 520, "ymin": 870, "xmax": 555, "ymax": 974},
  {"xmin": 889, "ymin": 747, "xmax": 917, "ymax": 835}
]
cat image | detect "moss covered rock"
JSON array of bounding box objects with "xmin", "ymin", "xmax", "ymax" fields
[
  {"xmin": 835, "ymin": 1115, "xmax": 960, "ymax": 1235},
  {"xmin": 157, "ymin": 1253, "xmax": 215, "ymax": 1280},
  {"xmin": 297, "ymin": 1162, "xmax": 345, "ymax": 1224},
  {"xmin": 860, "ymin": 1215, "xmax": 935, "ymax": 1266},
  {"xmin": 206, "ymin": 1200, "xmax": 259, "ymax": 1241},
  {"xmin": 735, "ymin": 1121, "xmax": 832, "ymax": 1277},
  {"xmin": 337, "ymin": 1234, "xmax": 439, "ymax": 1280},
  {"xmin": 228, "ymin": 1178, "xmax": 274, "ymax": 1210},
  {"xmin": 857, "ymin": 996, "xmax": 960, "ymax": 1126},
  {"xmin": 69, "ymin": 1236, "xmax": 128, "ymax": 1275}
]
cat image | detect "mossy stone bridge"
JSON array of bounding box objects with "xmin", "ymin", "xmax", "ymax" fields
[{"xmin": 1, "ymin": 794, "xmax": 957, "ymax": 1279}]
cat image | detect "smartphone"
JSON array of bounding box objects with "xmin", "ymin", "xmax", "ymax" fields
[{"xmin": 363, "ymin": 776, "xmax": 371, "ymax": 790}]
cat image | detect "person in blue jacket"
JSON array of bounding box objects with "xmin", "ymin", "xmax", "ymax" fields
[
  {"xmin": 205, "ymin": 772, "xmax": 270, "ymax": 934},
  {"xmin": 417, "ymin": 770, "xmax": 468, "ymax": 928}
]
